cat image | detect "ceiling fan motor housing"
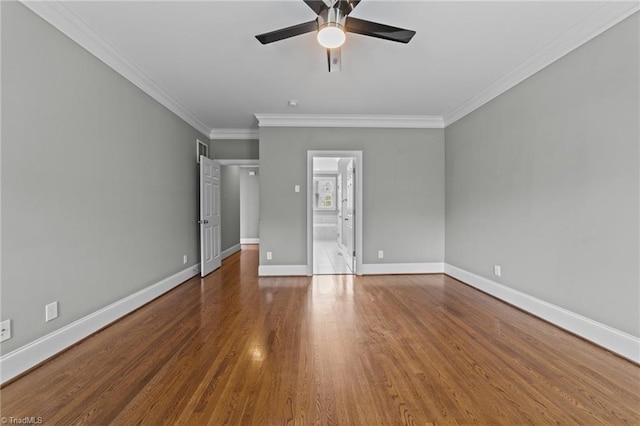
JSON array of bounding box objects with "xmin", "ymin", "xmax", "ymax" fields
[{"xmin": 318, "ymin": 7, "xmax": 346, "ymax": 32}]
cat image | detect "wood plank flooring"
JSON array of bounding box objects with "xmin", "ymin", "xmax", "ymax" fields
[{"xmin": 1, "ymin": 244, "xmax": 639, "ymax": 424}]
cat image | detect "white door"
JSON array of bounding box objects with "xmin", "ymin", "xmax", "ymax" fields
[
  {"xmin": 337, "ymin": 174, "xmax": 343, "ymax": 248},
  {"xmin": 344, "ymin": 160, "xmax": 356, "ymax": 271},
  {"xmin": 200, "ymin": 156, "xmax": 221, "ymax": 277}
]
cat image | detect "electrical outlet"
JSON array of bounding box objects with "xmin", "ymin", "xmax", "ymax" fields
[
  {"xmin": 46, "ymin": 301, "xmax": 59, "ymax": 322},
  {"xmin": 0, "ymin": 319, "xmax": 11, "ymax": 342},
  {"xmin": 378, "ymin": 250, "xmax": 384, "ymax": 259},
  {"xmin": 294, "ymin": 185, "xmax": 300, "ymax": 193},
  {"xmin": 183, "ymin": 254, "xmax": 188, "ymax": 264},
  {"xmin": 494, "ymin": 265, "xmax": 501, "ymax": 277},
  {"xmin": 266, "ymin": 251, "xmax": 273, "ymax": 260}
]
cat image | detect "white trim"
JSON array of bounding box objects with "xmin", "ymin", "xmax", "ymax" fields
[
  {"xmin": 444, "ymin": 263, "xmax": 640, "ymax": 364},
  {"xmin": 241, "ymin": 238, "xmax": 260, "ymax": 244},
  {"xmin": 308, "ymin": 151, "xmax": 363, "ymax": 276},
  {"xmin": 216, "ymin": 159, "xmax": 259, "ymax": 166},
  {"xmin": 221, "ymin": 243, "xmax": 241, "ymax": 260},
  {"xmin": 196, "ymin": 139, "xmax": 208, "ymax": 164},
  {"xmin": 0, "ymin": 264, "xmax": 199, "ymax": 384},
  {"xmin": 258, "ymin": 265, "xmax": 308, "ymax": 276},
  {"xmin": 19, "ymin": 1, "xmax": 211, "ymax": 137},
  {"xmin": 362, "ymin": 262, "xmax": 444, "ymax": 275},
  {"xmin": 443, "ymin": 1, "xmax": 640, "ymax": 126},
  {"xmin": 256, "ymin": 114, "xmax": 444, "ymax": 129},
  {"xmin": 209, "ymin": 129, "xmax": 259, "ymax": 140}
]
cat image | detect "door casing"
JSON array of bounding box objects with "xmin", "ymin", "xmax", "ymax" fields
[{"xmin": 307, "ymin": 150, "xmax": 363, "ymax": 275}]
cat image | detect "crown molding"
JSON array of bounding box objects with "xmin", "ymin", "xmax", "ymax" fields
[
  {"xmin": 209, "ymin": 129, "xmax": 259, "ymax": 140},
  {"xmin": 255, "ymin": 114, "xmax": 445, "ymax": 129},
  {"xmin": 20, "ymin": 0, "xmax": 212, "ymax": 137},
  {"xmin": 21, "ymin": 1, "xmax": 638, "ymax": 133},
  {"xmin": 443, "ymin": 1, "xmax": 640, "ymax": 127}
]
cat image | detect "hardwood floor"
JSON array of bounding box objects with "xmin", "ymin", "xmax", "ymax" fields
[{"xmin": 1, "ymin": 245, "xmax": 639, "ymax": 424}]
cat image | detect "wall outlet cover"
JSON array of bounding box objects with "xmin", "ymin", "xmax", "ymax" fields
[
  {"xmin": 266, "ymin": 251, "xmax": 273, "ymax": 260},
  {"xmin": 0, "ymin": 319, "xmax": 11, "ymax": 342},
  {"xmin": 378, "ymin": 250, "xmax": 384, "ymax": 259},
  {"xmin": 46, "ymin": 301, "xmax": 59, "ymax": 322}
]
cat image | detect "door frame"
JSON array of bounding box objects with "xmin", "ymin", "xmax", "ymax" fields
[
  {"xmin": 307, "ymin": 150, "xmax": 363, "ymax": 276},
  {"xmin": 199, "ymin": 159, "xmax": 259, "ymax": 272}
]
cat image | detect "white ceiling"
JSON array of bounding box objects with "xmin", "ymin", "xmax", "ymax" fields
[{"xmin": 28, "ymin": 1, "xmax": 639, "ymax": 135}]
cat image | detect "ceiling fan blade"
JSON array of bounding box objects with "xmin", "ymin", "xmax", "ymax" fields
[
  {"xmin": 336, "ymin": 0, "xmax": 362, "ymax": 16},
  {"xmin": 344, "ymin": 17, "xmax": 416, "ymax": 43},
  {"xmin": 255, "ymin": 20, "xmax": 318, "ymax": 44},
  {"xmin": 303, "ymin": 1, "xmax": 328, "ymax": 15},
  {"xmin": 327, "ymin": 48, "xmax": 342, "ymax": 72}
]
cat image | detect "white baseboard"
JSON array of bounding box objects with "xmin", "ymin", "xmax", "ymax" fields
[
  {"xmin": 240, "ymin": 238, "xmax": 260, "ymax": 244},
  {"xmin": 362, "ymin": 262, "xmax": 444, "ymax": 275},
  {"xmin": 258, "ymin": 265, "xmax": 308, "ymax": 276},
  {"xmin": 444, "ymin": 263, "xmax": 640, "ymax": 363},
  {"xmin": 0, "ymin": 264, "xmax": 200, "ymax": 384},
  {"xmin": 221, "ymin": 243, "xmax": 241, "ymax": 260}
]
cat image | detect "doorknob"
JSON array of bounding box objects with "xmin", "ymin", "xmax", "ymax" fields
[{"xmin": 198, "ymin": 220, "xmax": 209, "ymax": 224}]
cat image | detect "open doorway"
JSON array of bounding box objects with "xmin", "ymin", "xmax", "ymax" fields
[
  {"xmin": 307, "ymin": 151, "xmax": 363, "ymax": 275},
  {"xmin": 210, "ymin": 160, "xmax": 259, "ymax": 272}
]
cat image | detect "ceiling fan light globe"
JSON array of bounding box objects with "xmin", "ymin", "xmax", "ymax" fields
[{"xmin": 317, "ymin": 25, "xmax": 346, "ymax": 49}]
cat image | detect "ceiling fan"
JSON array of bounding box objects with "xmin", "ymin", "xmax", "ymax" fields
[{"xmin": 255, "ymin": 0, "xmax": 416, "ymax": 72}]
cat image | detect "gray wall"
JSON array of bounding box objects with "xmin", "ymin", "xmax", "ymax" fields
[
  {"xmin": 1, "ymin": 3, "xmax": 205, "ymax": 354},
  {"xmin": 445, "ymin": 13, "xmax": 639, "ymax": 336},
  {"xmin": 240, "ymin": 168, "xmax": 260, "ymax": 240},
  {"xmin": 221, "ymin": 166, "xmax": 241, "ymax": 251},
  {"xmin": 211, "ymin": 139, "xmax": 259, "ymax": 160},
  {"xmin": 259, "ymin": 128, "xmax": 445, "ymax": 266}
]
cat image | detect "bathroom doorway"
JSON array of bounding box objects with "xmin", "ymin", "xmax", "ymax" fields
[{"xmin": 307, "ymin": 151, "xmax": 363, "ymax": 275}]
